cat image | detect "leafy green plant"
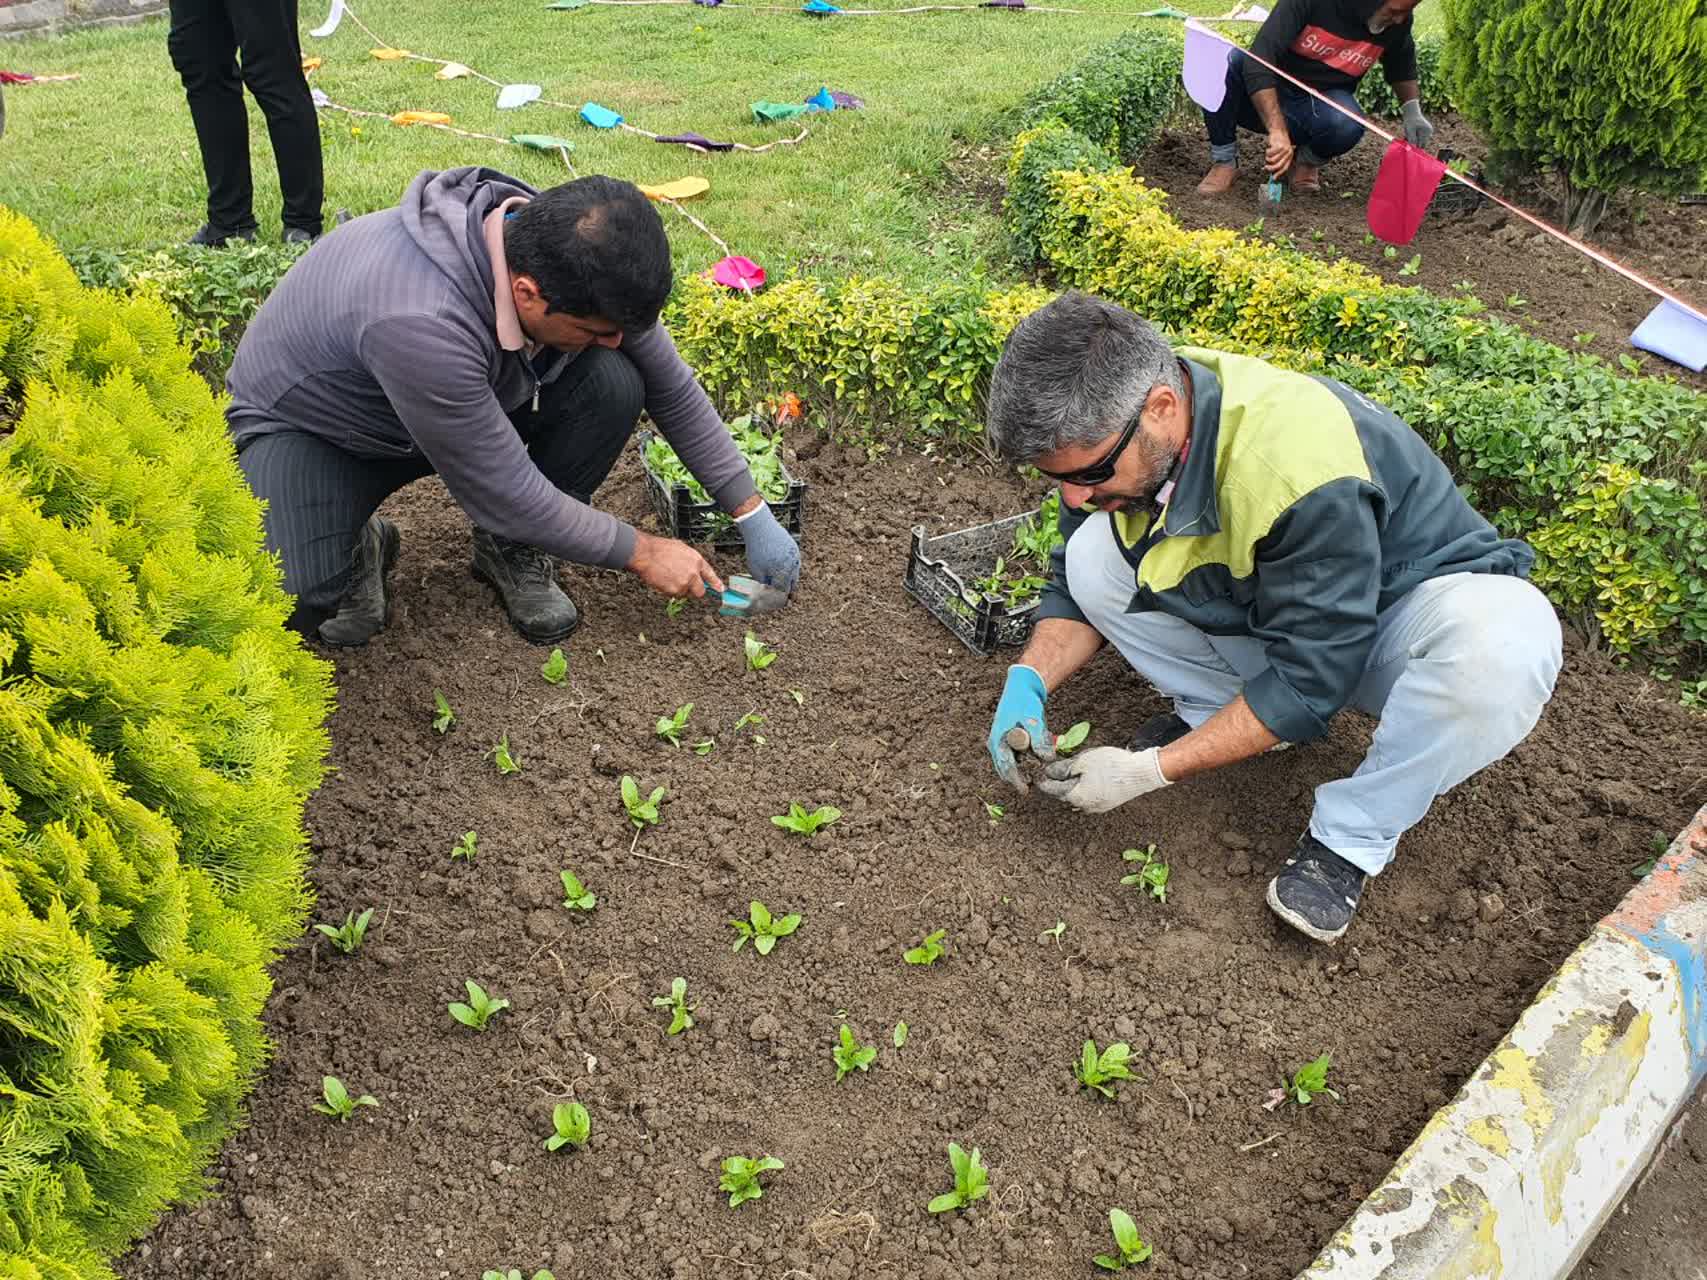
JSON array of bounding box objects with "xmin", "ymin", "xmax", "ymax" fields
[
  {"xmin": 1041, "ymin": 920, "xmax": 1067, "ymax": 944},
  {"xmin": 541, "ymin": 648, "xmax": 568, "ymax": 685},
  {"xmin": 621, "ymin": 775, "xmax": 667, "ymax": 828},
  {"xmin": 490, "ymin": 735, "xmax": 523, "ymax": 775},
  {"xmin": 893, "ymin": 1021, "xmax": 909, "ymax": 1048},
  {"xmin": 1011, "ymin": 490, "xmax": 1064, "ymax": 564},
  {"xmin": 928, "ymin": 1142, "xmax": 990, "ymax": 1214},
  {"xmin": 734, "ymin": 710, "xmax": 765, "ymax": 733},
  {"xmin": 770, "ymin": 802, "xmax": 841, "ymax": 836},
  {"xmin": 788, "ymin": 688, "xmax": 806, "ymax": 707},
  {"xmin": 1075, "ymin": 1039, "xmax": 1138, "ymax": 1100},
  {"xmin": 448, "ymin": 980, "xmax": 510, "ymax": 1031},
  {"xmin": 313, "ymin": 1075, "xmax": 378, "ymax": 1121},
  {"xmin": 1398, "ymin": 254, "xmax": 1421, "ymax": 277},
  {"xmin": 1055, "ymin": 721, "xmax": 1091, "ymax": 754},
  {"xmin": 1093, "ymin": 1208, "xmax": 1154, "ymax": 1270},
  {"xmin": 730, "ymin": 900, "xmax": 803, "ymax": 955},
  {"xmin": 719, "ymin": 1154, "xmax": 785, "ymax": 1208},
  {"xmin": 543, "ymin": 1101, "xmax": 590, "ymax": 1152},
  {"xmin": 452, "ymin": 830, "xmax": 479, "ymax": 861},
  {"xmin": 904, "ymin": 929, "xmax": 948, "ymax": 966},
  {"xmin": 665, "ymin": 596, "xmax": 688, "ymax": 619},
  {"xmin": 1284, "ymin": 1052, "xmax": 1341, "ymax": 1106},
  {"xmin": 692, "ymin": 738, "xmax": 716, "ymax": 755},
  {"xmin": 482, "ymin": 1271, "xmax": 554, "ymax": 1280},
  {"xmin": 985, "ymin": 802, "xmax": 1005, "ymax": 824},
  {"xmin": 744, "ymin": 631, "xmax": 778, "ymax": 671},
  {"xmin": 654, "ymin": 977, "xmax": 695, "ymax": 1034},
  {"xmin": 832, "ymin": 1024, "xmax": 878, "ymax": 1082},
  {"xmin": 560, "ymin": 870, "xmax": 597, "ymax": 911},
  {"xmin": 646, "ymin": 416, "xmax": 791, "ymax": 504},
  {"xmin": 432, "ymin": 688, "xmax": 456, "ymax": 734},
  {"xmin": 314, "ymin": 907, "xmax": 375, "ymax": 955},
  {"xmin": 1120, "ymin": 846, "xmax": 1169, "ymax": 903},
  {"xmin": 655, "ymin": 702, "xmax": 694, "ymax": 746}
]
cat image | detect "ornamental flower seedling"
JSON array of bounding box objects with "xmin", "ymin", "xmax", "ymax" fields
[
  {"xmin": 621, "ymin": 775, "xmax": 667, "ymax": 828},
  {"xmin": 691, "ymin": 738, "xmax": 716, "ymax": 756},
  {"xmin": 927, "ymin": 1142, "xmax": 989, "ymax": 1214},
  {"xmin": 314, "ymin": 907, "xmax": 375, "ymax": 954},
  {"xmin": 985, "ymin": 802, "xmax": 1005, "ymax": 824},
  {"xmin": 1075, "ymin": 1039, "xmax": 1138, "ymax": 1100},
  {"xmin": 653, "ymin": 976, "xmax": 694, "ymax": 1034},
  {"xmin": 730, "ymin": 900, "xmax": 803, "ymax": 955},
  {"xmin": 313, "ymin": 1075, "xmax": 377, "ymax": 1121},
  {"xmin": 482, "ymin": 1271, "xmax": 554, "ymax": 1280},
  {"xmin": 490, "ymin": 735, "xmax": 523, "ymax": 775},
  {"xmin": 893, "ymin": 1021, "xmax": 909, "ymax": 1048},
  {"xmin": 832, "ymin": 1024, "xmax": 878, "ymax": 1082},
  {"xmin": 770, "ymin": 802, "xmax": 840, "ymax": 836},
  {"xmin": 904, "ymin": 928, "xmax": 948, "ymax": 966},
  {"xmin": 1055, "ymin": 721, "xmax": 1091, "ymax": 755},
  {"xmin": 451, "ymin": 830, "xmax": 478, "ymax": 861},
  {"xmin": 1120, "ymin": 845, "xmax": 1170, "ymax": 903},
  {"xmin": 1093, "ymin": 1208, "xmax": 1154, "ymax": 1270},
  {"xmin": 719, "ymin": 1154, "xmax": 784, "ymax": 1208},
  {"xmin": 541, "ymin": 648, "xmax": 568, "ymax": 685},
  {"xmin": 431, "ymin": 689, "xmax": 455, "ymax": 734},
  {"xmin": 1285, "ymin": 1052, "xmax": 1341, "ymax": 1106},
  {"xmin": 665, "ymin": 597, "xmax": 688, "ymax": 619},
  {"xmin": 560, "ymin": 870, "xmax": 596, "ymax": 911},
  {"xmin": 448, "ymin": 979, "xmax": 509, "ymax": 1031},
  {"xmin": 543, "ymin": 1101, "xmax": 590, "ymax": 1152},
  {"xmin": 655, "ymin": 703, "xmax": 694, "ymax": 747},
  {"xmin": 743, "ymin": 631, "xmax": 777, "ymax": 671}
]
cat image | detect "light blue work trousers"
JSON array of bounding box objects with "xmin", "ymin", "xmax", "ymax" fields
[{"xmin": 1065, "ymin": 512, "xmax": 1563, "ymax": 875}]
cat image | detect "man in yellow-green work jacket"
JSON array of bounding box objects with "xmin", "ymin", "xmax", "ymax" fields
[{"xmin": 983, "ymin": 291, "xmax": 1560, "ymax": 944}]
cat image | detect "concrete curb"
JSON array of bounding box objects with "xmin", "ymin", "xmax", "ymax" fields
[{"xmin": 1300, "ymin": 801, "xmax": 1707, "ymax": 1280}]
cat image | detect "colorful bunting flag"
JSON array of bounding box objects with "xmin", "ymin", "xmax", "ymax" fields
[
  {"xmin": 655, "ymin": 132, "xmax": 737, "ymax": 152},
  {"xmin": 310, "ymin": 0, "xmax": 347, "ymax": 37},
  {"xmin": 392, "ymin": 110, "xmax": 453, "ymax": 126},
  {"xmin": 496, "ymin": 83, "xmax": 543, "ymax": 109},
  {"xmin": 751, "ymin": 101, "xmax": 810, "ymax": 122},
  {"xmin": 1367, "ymin": 139, "xmax": 1447, "ymax": 246},
  {"xmin": 801, "ymin": 0, "xmax": 841, "ymax": 14},
  {"xmin": 639, "ymin": 177, "xmax": 712, "ymax": 202},
  {"xmin": 371, "ymin": 47, "xmax": 411, "ymax": 60},
  {"xmin": 982, "ymin": 0, "xmax": 1026, "ymax": 9},
  {"xmin": 580, "ymin": 102, "xmax": 624, "ymax": 129},
  {"xmin": 437, "ymin": 62, "xmax": 474, "ymax": 79},
  {"xmin": 545, "ymin": 0, "xmax": 592, "ymax": 8},
  {"xmin": 1631, "ymin": 300, "xmax": 1707, "ymax": 372},
  {"xmin": 804, "ymin": 86, "xmax": 835, "ymax": 111},
  {"xmin": 828, "ymin": 90, "xmax": 864, "ymax": 109},
  {"xmin": 1181, "ymin": 20, "xmax": 1230, "ymax": 112},
  {"xmin": 712, "ymin": 256, "xmax": 767, "ymax": 291},
  {"xmin": 512, "ymin": 133, "xmax": 578, "ymax": 152}
]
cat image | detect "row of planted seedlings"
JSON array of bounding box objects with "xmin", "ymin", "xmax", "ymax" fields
[{"xmin": 313, "ymin": 625, "xmax": 1346, "ymax": 1277}]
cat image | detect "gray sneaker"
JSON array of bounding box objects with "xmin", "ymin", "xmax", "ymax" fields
[
  {"xmin": 317, "ymin": 516, "xmax": 400, "ymax": 648},
  {"xmin": 470, "ymin": 528, "xmax": 578, "ymax": 643}
]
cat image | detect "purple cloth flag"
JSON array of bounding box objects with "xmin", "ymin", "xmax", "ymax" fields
[
  {"xmin": 655, "ymin": 132, "xmax": 736, "ymax": 152},
  {"xmin": 580, "ymin": 102, "xmax": 623, "ymax": 129},
  {"xmin": 1182, "ymin": 20, "xmax": 1231, "ymax": 112},
  {"xmin": 982, "ymin": 0, "xmax": 1026, "ymax": 9},
  {"xmin": 1631, "ymin": 299, "xmax": 1707, "ymax": 372},
  {"xmin": 693, "ymin": 0, "xmax": 722, "ymax": 6},
  {"xmin": 828, "ymin": 90, "xmax": 864, "ymax": 110}
]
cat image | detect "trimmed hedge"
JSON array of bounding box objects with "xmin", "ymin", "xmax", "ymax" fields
[
  {"xmin": 1005, "ymin": 28, "xmax": 1183, "ymax": 159},
  {"xmin": 0, "ymin": 206, "xmax": 333, "ymax": 1279}
]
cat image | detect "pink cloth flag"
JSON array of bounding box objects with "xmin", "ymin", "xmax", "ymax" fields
[
  {"xmin": 1367, "ymin": 139, "xmax": 1447, "ymax": 246},
  {"xmin": 712, "ymin": 257, "xmax": 766, "ymax": 292}
]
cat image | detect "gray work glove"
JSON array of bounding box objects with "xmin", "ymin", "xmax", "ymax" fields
[
  {"xmin": 735, "ymin": 501, "xmax": 801, "ymax": 593},
  {"xmin": 1038, "ymin": 746, "xmax": 1171, "ymax": 814},
  {"xmin": 1401, "ymin": 99, "xmax": 1434, "ymax": 151}
]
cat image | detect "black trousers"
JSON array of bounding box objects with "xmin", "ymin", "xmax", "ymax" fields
[
  {"xmin": 235, "ymin": 347, "xmax": 646, "ymax": 637},
  {"xmin": 167, "ymin": 0, "xmax": 325, "ymax": 235}
]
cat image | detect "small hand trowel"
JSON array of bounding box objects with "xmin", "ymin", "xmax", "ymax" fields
[{"xmin": 714, "ymin": 574, "xmax": 790, "ymax": 618}]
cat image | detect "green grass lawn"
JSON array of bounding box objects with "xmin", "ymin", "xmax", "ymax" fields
[{"xmin": 0, "ymin": 0, "xmax": 1292, "ymax": 281}]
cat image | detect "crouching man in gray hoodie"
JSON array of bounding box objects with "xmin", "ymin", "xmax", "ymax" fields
[{"xmin": 224, "ymin": 167, "xmax": 801, "ymax": 646}]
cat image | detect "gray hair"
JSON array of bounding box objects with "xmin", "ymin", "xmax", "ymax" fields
[{"xmin": 985, "ymin": 292, "xmax": 1182, "ymax": 463}]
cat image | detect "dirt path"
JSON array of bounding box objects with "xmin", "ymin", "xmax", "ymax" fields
[{"xmin": 119, "ymin": 441, "xmax": 1707, "ymax": 1280}]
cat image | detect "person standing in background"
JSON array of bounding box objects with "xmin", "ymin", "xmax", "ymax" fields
[{"xmin": 168, "ymin": 0, "xmax": 325, "ymax": 246}]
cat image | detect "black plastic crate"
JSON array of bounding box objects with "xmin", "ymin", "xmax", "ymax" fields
[
  {"xmin": 1430, "ymin": 150, "xmax": 1488, "ymax": 218},
  {"xmin": 905, "ymin": 510, "xmax": 1047, "ymax": 656},
  {"xmin": 636, "ymin": 429, "xmax": 808, "ymax": 548}
]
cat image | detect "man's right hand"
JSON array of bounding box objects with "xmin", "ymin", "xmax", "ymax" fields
[
  {"xmin": 988, "ymin": 664, "xmax": 1055, "ymax": 792},
  {"xmin": 1265, "ymin": 129, "xmax": 1295, "ymax": 177},
  {"xmin": 626, "ymin": 530, "xmax": 726, "ymax": 599}
]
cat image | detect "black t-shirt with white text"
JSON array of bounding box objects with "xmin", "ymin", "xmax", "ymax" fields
[{"xmin": 1242, "ymin": 0, "xmax": 1419, "ymax": 96}]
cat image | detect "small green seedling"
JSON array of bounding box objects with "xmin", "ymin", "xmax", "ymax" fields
[
  {"xmin": 1041, "ymin": 920, "xmax": 1067, "ymax": 945},
  {"xmin": 560, "ymin": 870, "xmax": 596, "ymax": 911},
  {"xmin": 832, "ymin": 1024, "xmax": 878, "ymax": 1082},
  {"xmin": 482, "ymin": 1271, "xmax": 554, "ymax": 1280},
  {"xmin": 1382, "ymin": 244, "xmax": 1398, "ymax": 260},
  {"xmin": 730, "ymin": 900, "xmax": 803, "ymax": 955},
  {"xmin": 490, "ymin": 735, "xmax": 523, "ymax": 775},
  {"xmin": 1633, "ymin": 832, "xmax": 1668, "ymax": 878},
  {"xmin": 314, "ymin": 907, "xmax": 375, "ymax": 954},
  {"xmin": 985, "ymin": 802, "xmax": 1005, "ymax": 824},
  {"xmin": 788, "ymin": 688, "xmax": 806, "ymax": 707},
  {"xmin": 544, "ymin": 1101, "xmax": 590, "ymax": 1152},
  {"xmin": 431, "ymin": 689, "xmax": 455, "ymax": 734},
  {"xmin": 1075, "ymin": 1039, "xmax": 1138, "ymax": 1100},
  {"xmin": 621, "ymin": 775, "xmax": 667, "ymax": 828},
  {"xmin": 1094, "ymin": 1208, "xmax": 1154, "ymax": 1270},
  {"xmin": 743, "ymin": 631, "xmax": 777, "ymax": 671},
  {"xmin": 928, "ymin": 1142, "xmax": 989, "ymax": 1214},
  {"xmin": 1398, "ymin": 253, "xmax": 1422, "ymax": 277},
  {"xmin": 770, "ymin": 802, "xmax": 840, "ymax": 836},
  {"xmin": 448, "ymin": 979, "xmax": 510, "ymax": 1031},
  {"xmin": 904, "ymin": 929, "xmax": 948, "ymax": 966},
  {"xmin": 1120, "ymin": 846, "xmax": 1170, "ymax": 903},
  {"xmin": 734, "ymin": 709, "xmax": 765, "ymax": 733},
  {"xmin": 541, "ymin": 648, "xmax": 568, "ymax": 685},
  {"xmin": 654, "ymin": 702, "xmax": 694, "ymax": 746},
  {"xmin": 691, "ymin": 738, "xmax": 716, "ymax": 756},
  {"xmin": 313, "ymin": 1074, "xmax": 377, "ymax": 1121},
  {"xmin": 1055, "ymin": 721, "xmax": 1091, "ymax": 755},
  {"xmin": 893, "ymin": 1021, "xmax": 909, "ymax": 1048},
  {"xmin": 653, "ymin": 976, "xmax": 694, "ymax": 1034},
  {"xmin": 719, "ymin": 1154, "xmax": 784, "ymax": 1208},
  {"xmin": 1285, "ymin": 1051, "xmax": 1341, "ymax": 1106},
  {"xmin": 665, "ymin": 597, "xmax": 688, "ymax": 619},
  {"xmin": 451, "ymin": 830, "xmax": 478, "ymax": 861}
]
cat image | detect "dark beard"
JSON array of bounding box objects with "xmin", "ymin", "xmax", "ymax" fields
[{"xmin": 1106, "ymin": 434, "xmax": 1180, "ymax": 514}]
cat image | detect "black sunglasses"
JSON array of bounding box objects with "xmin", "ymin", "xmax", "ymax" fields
[{"xmin": 1036, "ymin": 401, "xmax": 1145, "ymax": 486}]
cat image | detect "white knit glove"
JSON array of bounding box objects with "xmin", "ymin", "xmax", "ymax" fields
[{"xmin": 1037, "ymin": 746, "xmax": 1171, "ymax": 814}]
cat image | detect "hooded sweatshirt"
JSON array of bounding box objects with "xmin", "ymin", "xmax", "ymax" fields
[
  {"xmin": 1243, "ymin": 0, "xmax": 1419, "ymax": 98},
  {"xmin": 225, "ymin": 166, "xmax": 756, "ymax": 571}
]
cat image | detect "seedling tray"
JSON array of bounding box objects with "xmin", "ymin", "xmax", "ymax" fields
[
  {"xmin": 637, "ymin": 429, "xmax": 808, "ymax": 549},
  {"xmin": 1431, "ymin": 150, "xmax": 1488, "ymax": 218},
  {"xmin": 905, "ymin": 510, "xmax": 1045, "ymax": 656}
]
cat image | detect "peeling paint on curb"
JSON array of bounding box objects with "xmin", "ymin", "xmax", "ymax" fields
[{"xmin": 1299, "ymin": 801, "xmax": 1707, "ymax": 1280}]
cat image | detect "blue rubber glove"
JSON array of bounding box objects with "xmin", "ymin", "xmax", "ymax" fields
[
  {"xmin": 988, "ymin": 664, "xmax": 1055, "ymax": 792},
  {"xmin": 736, "ymin": 501, "xmax": 801, "ymax": 593}
]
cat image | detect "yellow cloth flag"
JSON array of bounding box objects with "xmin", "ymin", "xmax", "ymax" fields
[
  {"xmin": 436, "ymin": 62, "xmax": 473, "ymax": 80},
  {"xmin": 638, "ymin": 177, "xmax": 711, "ymax": 203},
  {"xmin": 370, "ymin": 47, "xmax": 411, "ymax": 60},
  {"xmin": 392, "ymin": 110, "xmax": 453, "ymax": 126}
]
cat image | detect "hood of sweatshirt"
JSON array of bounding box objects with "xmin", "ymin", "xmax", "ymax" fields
[{"xmin": 396, "ymin": 165, "xmax": 539, "ymax": 332}]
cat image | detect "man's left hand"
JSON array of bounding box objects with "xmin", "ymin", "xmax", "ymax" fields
[
  {"xmin": 1401, "ymin": 99, "xmax": 1434, "ymax": 151},
  {"xmin": 736, "ymin": 501, "xmax": 801, "ymax": 593},
  {"xmin": 1038, "ymin": 746, "xmax": 1170, "ymax": 814}
]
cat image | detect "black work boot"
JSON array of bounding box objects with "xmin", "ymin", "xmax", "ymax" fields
[
  {"xmin": 1266, "ymin": 833, "xmax": 1368, "ymax": 944},
  {"xmin": 1130, "ymin": 711, "xmax": 1191, "ymax": 751},
  {"xmin": 187, "ymin": 223, "xmax": 256, "ymax": 248},
  {"xmin": 470, "ymin": 528, "xmax": 578, "ymax": 643},
  {"xmin": 318, "ymin": 516, "xmax": 400, "ymax": 648}
]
